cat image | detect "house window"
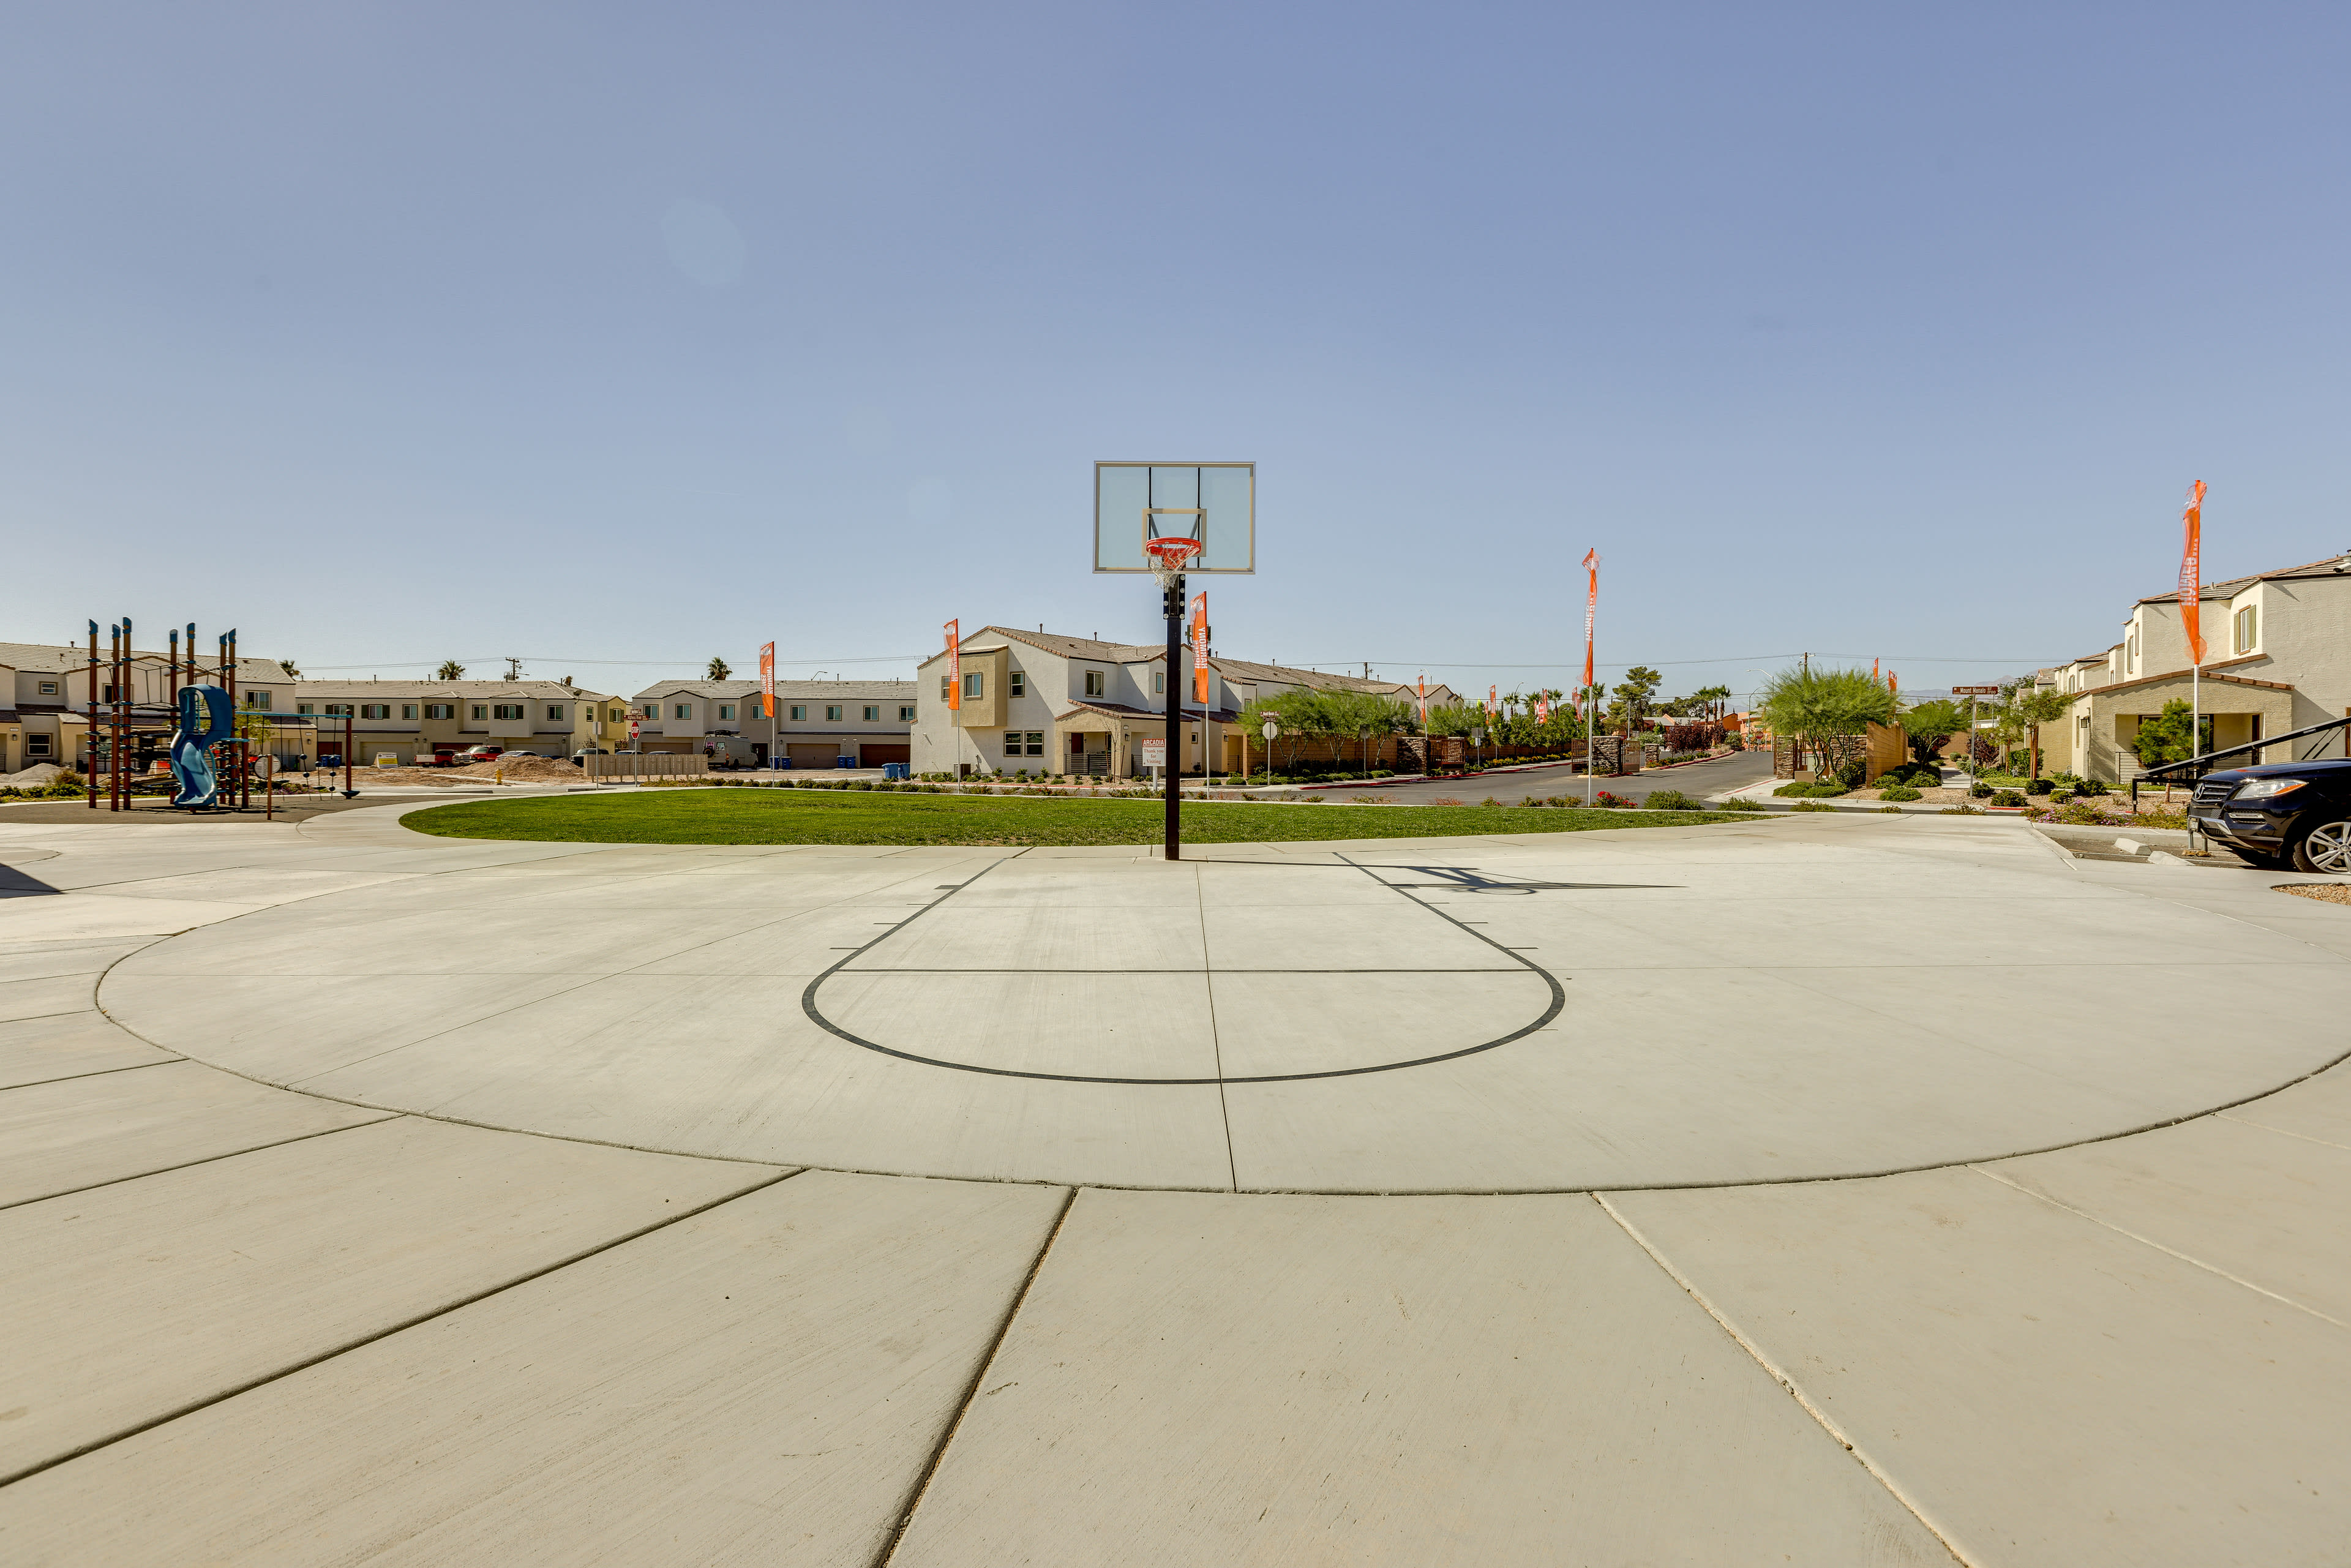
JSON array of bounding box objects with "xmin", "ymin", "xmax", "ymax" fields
[
  {"xmin": 493, "ymin": 703, "xmax": 525, "ymax": 721},
  {"xmin": 898, "ymin": 705, "xmax": 915, "ymax": 721},
  {"xmin": 471, "ymin": 705, "xmax": 489, "ymax": 719},
  {"xmin": 1084, "ymin": 670, "xmax": 1104, "ymax": 696},
  {"xmin": 963, "ymin": 672, "xmax": 984, "ymax": 699},
  {"xmin": 940, "ymin": 676, "xmax": 953, "ymax": 701},
  {"xmin": 826, "ymin": 705, "xmax": 843, "ymax": 721},
  {"xmin": 244, "ymin": 691, "xmax": 272, "ymax": 710},
  {"xmin": 324, "ymin": 703, "xmax": 353, "ymax": 717},
  {"xmin": 37, "ymin": 680, "xmax": 58, "ymax": 697},
  {"xmin": 1018, "ymin": 730, "xmax": 1045, "ymax": 756},
  {"xmin": 297, "ymin": 703, "xmax": 315, "ymax": 716},
  {"xmin": 2235, "ymin": 605, "xmax": 2258, "ymax": 655},
  {"xmin": 789, "ymin": 704, "xmax": 807, "ymax": 721},
  {"xmin": 673, "ymin": 703, "xmax": 692, "ymax": 720},
  {"xmin": 360, "ymin": 704, "xmax": 391, "ymax": 720},
  {"xmin": 1152, "ymin": 670, "xmax": 1164, "ymax": 694},
  {"xmin": 714, "ymin": 703, "xmax": 733, "ymax": 721},
  {"xmin": 863, "ymin": 705, "xmax": 879, "ymax": 721},
  {"xmin": 1010, "ymin": 671, "xmax": 1026, "ymax": 698},
  {"xmin": 28, "ymin": 734, "xmax": 52, "ymax": 756},
  {"xmin": 426, "ymin": 703, "xmax": 454, "ymax": 720},
  {"xmin": 607, "ymin": 707, "xmax": 624, "ymax": 722},
  {"xmin": 548, "ymin": 705, "xmax": 568, "ymax": 721},
  {"xmin": 400, "ymin": 704, "xmax": 417, "ymax": 720}
]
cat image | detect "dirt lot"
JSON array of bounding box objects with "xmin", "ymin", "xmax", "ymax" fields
[{"xmin": 321, "ymin": 756, "xmax": 590, "ymax": 789}]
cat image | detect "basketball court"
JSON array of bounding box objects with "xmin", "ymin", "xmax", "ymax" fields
[{"xmin": 8, "ymin": 803, "xmax": 2351, "ymax": 1561}]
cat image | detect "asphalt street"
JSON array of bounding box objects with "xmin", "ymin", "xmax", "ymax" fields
[{"xmin": 1352, "ymin": 747, "xmax": 1775, "ymax": 805}]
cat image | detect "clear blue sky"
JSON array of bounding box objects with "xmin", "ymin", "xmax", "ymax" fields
[{"xmin": 5, "ymin": 3, "xmax": 2345, "ymax": 704}]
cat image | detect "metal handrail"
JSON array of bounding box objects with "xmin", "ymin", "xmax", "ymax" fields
[{"xmin": 2135, "ymin": 713, "xmax": 2351, "ymax": 791}]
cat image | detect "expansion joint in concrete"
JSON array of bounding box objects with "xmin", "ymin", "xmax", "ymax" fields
[
  {"xmin": 876, "ymin": 1182, "xmax": 1078, "ymax": 1567},
  {"xmin": 0, "ymin": 1161, "xmax": 803, "ymax": 1490},
  {"xmin": 1590, "ymin": 1191, "xmax": 1976, "ymax": 1567}
]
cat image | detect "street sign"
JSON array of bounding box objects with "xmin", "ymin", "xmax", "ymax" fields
[
  {"xmin": 1139, "ymin": 738, "xmax": 1167, "ymax": 769},
  {"xmin": 1260, "ymin": 718, "xmax": 1278, "ymax": 741},
  {"xmin": 628, "ymin": 718, "xmax": 641, "ymax": 739},
  {"xmin": 252, "ymin": 756, "xmax": 278, "ymax": 779},
  {"xmin": 1951, "ymin": 685, "xmax": 2001, "ymax": 696}
]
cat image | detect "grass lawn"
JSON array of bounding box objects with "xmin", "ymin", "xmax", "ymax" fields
[{"xmin": 403, "ymin": 789, "xmax": 1760, "ymax": 847}]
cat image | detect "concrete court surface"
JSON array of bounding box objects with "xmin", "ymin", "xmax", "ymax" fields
[{"xmin": 2, "ymin": 804, "xmax": 2351, "ymax": 1562}]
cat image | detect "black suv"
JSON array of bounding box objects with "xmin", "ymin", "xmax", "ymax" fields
[{"xmin": 2188, "ymin": 760, "xmax": 2351, "ymax": 873}]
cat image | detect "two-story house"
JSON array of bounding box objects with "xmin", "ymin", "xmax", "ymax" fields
[
  {"xmin": 910, "ymin": 626, "xmax": 1457, "ymax": 779},
  {"xmin": 285, "ymin": 680, "xmax": 632, "ymax": 765},
  {"xmin": 0, "ymin": 639, "xmax": 301, "ymax": 775},
  {"xmin": 628, "ymin": 680, "xmax": 917, "ymax": 768},
  {"xmin": 2034, "ymin": 550, "xmax": 2351, "ymax": 781}
]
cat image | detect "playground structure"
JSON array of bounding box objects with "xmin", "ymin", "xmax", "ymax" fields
[{"xmin": 80, "ymin": 617, "xmax": 355, "ymax": 813}]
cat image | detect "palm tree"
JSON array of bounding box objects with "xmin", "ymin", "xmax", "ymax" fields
[
  {"xmin": 1756, "ymin": 666, "xmax": 1897, "ymax": 780},
  {"xmin": 707, "ymin": 656, "xmax": 733, "ymax": 681},
  {"xmin": 276, "ymin": 658, "xmax": 301, "ymax": 678},
  {"xmin": 433, "ymin": 660, "xmax": 465, "ymax": 681},
  {"xmin": 2009, "ymin": 688, "xmax": 2071, "ymax": 779}
]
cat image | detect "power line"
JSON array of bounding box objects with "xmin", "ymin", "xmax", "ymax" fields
[
  {"xmin": 298, "ymin": 653, "xmax": 924, "ymax": 672},
  {"xmin": 1307, "ymin": 653, "xmax": 2060, "ymax": 669}
]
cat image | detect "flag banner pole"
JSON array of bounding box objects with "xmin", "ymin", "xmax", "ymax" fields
[{"xmin": 1582, "ymin": 548, "xmax": 1599, "ymax": 803}]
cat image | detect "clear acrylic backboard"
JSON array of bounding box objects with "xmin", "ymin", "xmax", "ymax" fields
[{"xmin": 1094, "ymin": 462, "xmax": 1255, "ymax": 573}]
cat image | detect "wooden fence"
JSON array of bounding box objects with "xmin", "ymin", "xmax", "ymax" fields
[{"xmin": 582, "ymin": 754, "xmax": 710, "ymax": 781}]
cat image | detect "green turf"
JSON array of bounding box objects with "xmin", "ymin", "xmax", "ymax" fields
[{"xmin": 402, "ymin": 788, "xmax": 1758, "ymax": 847}]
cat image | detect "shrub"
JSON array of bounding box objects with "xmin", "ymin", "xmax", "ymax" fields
[
  {"xmin": 1970, "ymin": 782, "xmax": 1993, "ymax": 798},
  {"xmin": 1591, "ymin": 790, "xmax": 1633, "ymax": 808},
  {"xmin": 1720, "ymin": 796, "xmax": 1767, "ymax": 811},
  {"xmin": 2025, "ymin": 778, "xmax": 2053, "ymax": 796},
  {"xmin": 1790, "ymin": 799, "xmax": 1837, "ymax": 811},
  {"xmin": 2039, "ymin": 799, "xmax": 2125, "ymax": 826},
  {"xmin": 1877, "ymin": 784, "xmax": 1922, "ymax": 801},
  {"xmin": 1643, "ymin": 789, "xmax": 1700, "ymax": 811},
  {"xmin": 1879, "ymin": 804, "xmax": 1905, "ymax": 812},
  {"xmin": 1804, "ymin": 783, "xmax": 1850, "ymax": 798},
  {"xmin": 1941, "ymin": 803, "xmax": 1985, "ymax": 814},
  {"xmin": 1989, "ymin": 789, "xmax": 2025, "ymax": 808},
  {"xmin": 2049, "ymin": 790, "xmax": 2074, "ymax": 806},
  {"xmin": 1772, "ymin": 781, "xmax": 1813, "ymax": 798}
]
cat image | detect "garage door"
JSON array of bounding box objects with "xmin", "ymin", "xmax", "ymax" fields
[
  {"xmin": 860, "ymin": 744, "xmax": 910, "ymax": 766},
  {"xmin": 787, "ymin": 743, "xmax": 841, "ymax": 767}
]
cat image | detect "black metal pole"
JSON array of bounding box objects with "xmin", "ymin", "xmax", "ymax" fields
[{"xmin": 1164, "ymin": 572, "xmax": 1183, "ymax": 861}]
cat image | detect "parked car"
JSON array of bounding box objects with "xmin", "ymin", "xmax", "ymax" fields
[
  {"xmin": 573, "ymin": 747, "xmax": 609, "ymax": 758},
  {"xmin": 2188, "ymin": 760, "xmax": 2351, "ymax": 873},
  {"xmin": 417, "ymin": 749, "xmax": 461, "ymax": 767},
  {"xmin": 460, "ymin": 745, "xmax": 504, "ymax": 763},
  {"xmin": 501, "ymin": 751, "xmax": 542, "ymax": 759}
]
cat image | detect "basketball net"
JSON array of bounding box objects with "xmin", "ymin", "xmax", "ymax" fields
[{"xmin": 1143, "ymin": 536, "xmax": 1203, "ymax": 589}]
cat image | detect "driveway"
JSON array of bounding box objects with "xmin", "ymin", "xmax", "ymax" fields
[{"xmin": 1358, "ymin": 746, "xmax": 1774, "ymax": 805}]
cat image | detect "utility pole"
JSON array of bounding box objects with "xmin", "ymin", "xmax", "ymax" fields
[{"xmin": 504, "ymin": 656, "xmax": 523, "ymax": 682}]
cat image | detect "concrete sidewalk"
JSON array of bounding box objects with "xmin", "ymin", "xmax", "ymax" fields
[{"xmin": 4, "ymin": 803, "xmax": 2350, "ymax": 1562}]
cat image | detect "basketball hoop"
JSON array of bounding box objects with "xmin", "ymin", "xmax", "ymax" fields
[{"xmin": 1142, "ymin": 535, "xmax": 1203, "ymax": 587}]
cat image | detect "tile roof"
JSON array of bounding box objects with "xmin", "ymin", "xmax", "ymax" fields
[
  {"xmin": 629, "ymin": 678, "xmax": 916, "ymax": 702},
  {"xmin": 2135, "ymin": 553, "xmax": 2351, "ymax": 605},
  {"xmin": 1057, "ymin": 700, "xmax": 1242, "ymax": 724},
  {"xmin": 937, "ymin": 628, "xmax": 1442, "ymax": 700},
  {"xmin": 0, "ymin": 640, "xmax": 290, "ymax": 683}
]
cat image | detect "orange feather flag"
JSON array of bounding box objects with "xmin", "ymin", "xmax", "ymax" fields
[{"xmin": 2178, "ymin": 481, "xmax": 2207, "ymax": 666}]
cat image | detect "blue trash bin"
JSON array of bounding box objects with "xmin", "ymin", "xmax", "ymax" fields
[{"xmin": 882, "ymin": 763, "xmax": 908, "ymax": 781}]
